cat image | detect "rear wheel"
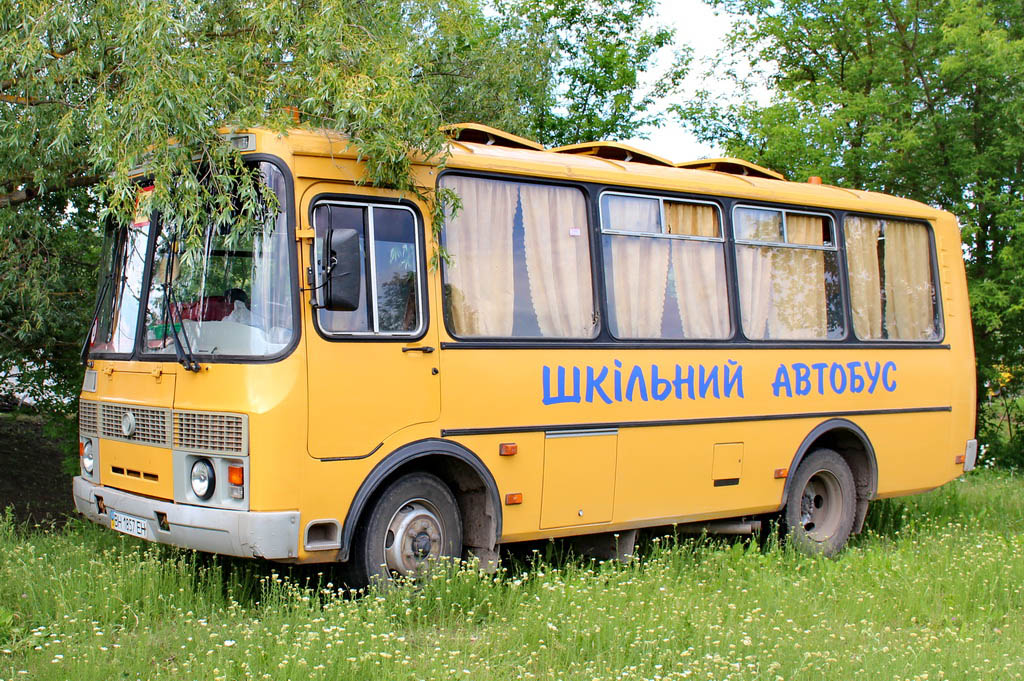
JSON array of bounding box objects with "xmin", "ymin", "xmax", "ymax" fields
[
  {"xmin": 784, "ymin": 449, "xmax": 856, "ymax": 557},
  {"xmin": 346, "ymin": 472, "xmax": 463, "ymax": 588}
]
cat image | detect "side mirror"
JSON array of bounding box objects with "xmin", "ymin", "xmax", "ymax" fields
[{"xmin": 323, "ymin": 228, "xmax": 361, "ymax": 311}]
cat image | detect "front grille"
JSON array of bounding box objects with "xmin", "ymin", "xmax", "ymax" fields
[
  {"xmin": 100, "ymin": 403, "xmax": 172, "ymax": 446},
  {"xmin": 79, "ymin": 401, "xmax": 99, "ymax": 436},
  {"xmin": 174, "ymin": 410, "xmax": 248, "ymax": 454}
]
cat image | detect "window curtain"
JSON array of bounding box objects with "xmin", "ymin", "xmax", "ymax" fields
[
  {"xmin": 664, "ymin": 203, "xmax": 729, "ymax": 338},
  {"xmin": 884, "ymin": 220, "xmax": 935, "ymax": 339},
  {"xmin": 770, "ymin": 215, "xmax": 827, "ymax": 338},
  {"xmin": 519, "ymin": 183, "xmax": 595, "ymax": 337},
  {"xmin": 441, "ymin": 176, "xmax": 518, "ymax": 336},
  {"xmin": 606, "ymin": 197, "xmax": 669, "ymax": 337},
  {"xmin": 735, "ymin": 210, "xmax": 779, "ymax": 339},
  {"xmin": 844, "ymin": 216, "xmax": 883, "ymax": 338}
]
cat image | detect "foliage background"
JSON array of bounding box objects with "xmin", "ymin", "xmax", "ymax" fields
[
  {"xmin": 678, "ymin": 0, "xmax": 1024, "ymax": 468},
  {"xmin": 1, "ymin": 0, "xmax": 1021, "ymax": 467}
]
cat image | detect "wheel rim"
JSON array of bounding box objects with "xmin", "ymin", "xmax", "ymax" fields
[
  {"xmin": 383, "ymin": 498, "xmax": 444, "ymax": 578},
  {"xmin": 798, "ymin": 469, "xmax": 844, "ymax": 542}
]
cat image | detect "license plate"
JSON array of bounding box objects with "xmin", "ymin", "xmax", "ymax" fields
[{"xmin": 110, "ymin": 510, "xmax": 149, "ymax": 539}]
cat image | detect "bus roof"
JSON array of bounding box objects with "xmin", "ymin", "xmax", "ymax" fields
[{"xmin": 273, "ymin": 127, "xmax": 942, "ymax": 221}]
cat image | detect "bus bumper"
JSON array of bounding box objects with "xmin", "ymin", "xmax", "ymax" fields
[{"xmin": 73, "ymin": 476, "xmax": 300, "ymax": 560}]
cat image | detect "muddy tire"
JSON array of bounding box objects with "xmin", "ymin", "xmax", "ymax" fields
[{"xmin": 784, "ymin": 448, "xmax": 856, "ymax": 557}]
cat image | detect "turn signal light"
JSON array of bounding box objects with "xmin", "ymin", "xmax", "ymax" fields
[
  {"xmin": 774, "ymin": 468, "xmax": 789, "ymax": 479},
  {"xmin": 79, "ymin": 441, "xmax": 84, "ymax": 457},
  {"xmin": 499, "ymin": 443, "xmax": 518, "ymax": 457},
  {"xmin": 228, "ymin": 465, "xmax": 244, "ymax": 486},
  {"xmin": 954, "ymin": 454, "xmax": 966, "ymax": 465},
  {"xmin": 505, "ymin": 493, "xmax": 523, "ymax": 505}
]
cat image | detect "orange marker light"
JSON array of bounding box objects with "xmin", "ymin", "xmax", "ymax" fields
[
  {"xmin": 505, "ymin": 492, "xmax": 523, "ymax": 505},
  {"xmin": 228, "ymin": 465, "xmax": 244, "ymax": 486},
  {"xmin": 79, "ymin": 441, "xmax": 85, "ymax": 457},
  {"xmin": 808, "ymin": 176, "xmax": 823, "ymax": 185},
  {"xmin": 499, "ymin": 443, "xmax": 518, "ymax": 457},
  {"xmin": 954, "ymin": 455, "xmax": 965, "ymax": 465},
  {"xmin": 774, "ymin": 468, "xmax": 789, "ymax": 479}
]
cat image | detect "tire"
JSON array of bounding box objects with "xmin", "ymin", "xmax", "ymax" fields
[
  {"xmin": 784, "ymin": 448, "xmax": 856, "ymax": 557},
  {"xmin": 346, "ymin": 472, "xmax": 463, "ymax": 588}
]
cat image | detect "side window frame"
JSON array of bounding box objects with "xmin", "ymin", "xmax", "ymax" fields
[
  {"xmin": 438, "ymin": 171, "xmax": 600, "ymax": 342},
  {"xmin": 731, "ymin": 203, "xmax": 846, "ymax": 341},
  {"xmin": 309, "ymin": 196, "xmax": 427, "ymax": 341},
  {"xmin": 841, "ymin": 212, "xmax": 944, "ymax": 343},
  {"xmin": 598, "ymin": 190, "xmax": 732, "ymax": 341}
]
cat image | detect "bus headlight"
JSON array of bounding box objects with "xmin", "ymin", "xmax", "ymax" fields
[
  {"xmin": 81, "ymin": 440, "xmax": 95, "ymax": 475},
  {"xmin": 190, "ymin": 459, "xmax": 216, "ymax": 500}
]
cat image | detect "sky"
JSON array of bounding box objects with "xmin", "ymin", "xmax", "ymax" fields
[{"xmin": 622, "ymin": 0, "xmax": 739, "ymax": 163}]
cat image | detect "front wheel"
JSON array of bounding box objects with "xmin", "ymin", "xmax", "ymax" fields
[
  {"xmin": 784, "ymin": 448, "xmax": 856, "ymax": 557},
  {"xmin": 347, "ymin": 472, "xmax": 463, "ymax": 587}
]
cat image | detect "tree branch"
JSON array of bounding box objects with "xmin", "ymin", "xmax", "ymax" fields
[{"xmin": 0, "ymin": 174, "xmax": 101, "ymax": 208}]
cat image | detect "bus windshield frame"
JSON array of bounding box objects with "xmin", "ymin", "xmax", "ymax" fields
[{"xmin": 84, "ymin": 158, "xmax": 298, "ymax": 364}]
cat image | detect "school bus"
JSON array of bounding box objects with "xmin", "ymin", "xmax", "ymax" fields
[{"xmin": 74, "ymin": 124, "xmax": 977, "ymax": 583}]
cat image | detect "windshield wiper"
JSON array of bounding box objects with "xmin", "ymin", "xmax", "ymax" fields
[{"xmin": 161, "ymin": 234, "xmax": 201, "ymax": 373}]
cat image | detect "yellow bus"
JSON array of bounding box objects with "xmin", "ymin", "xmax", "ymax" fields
[{"xmin": 74, "ymin": 124, "xmax": 977, "ymax": 584}]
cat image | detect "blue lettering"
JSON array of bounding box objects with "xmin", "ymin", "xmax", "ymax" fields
[
  {"xmin": 651, "ymin": 365, "xmax": 672, "ymax": 401},
  {"xmin": 674, "ymin": 364, "xmax": 696, "ymax": 400},
  {"xmin": 811, "ymin": 362, "xmax": 828, "ymax": 395},
  {"xmin": 625, "ymin": 365, "xmax": 649, "ymax": 402},
  {"xmin": 865, "ymin": 362, "xmax": 882, "ymax": 393},
  {"xmin": 829, "ymin": 362, "xmax": 847, "ymax": 394},
  {"xmin": 698, "ymin": 365, "xmax": 721, "ymax": 399},
  {"xmin": 882, "ymin": 361, "xmax": 897, "ymax": 392},
  {"xmin": 585, "ymin": 366, "xmax": 612, "ymax": 404},
  {"xmin": 847, "ymin": 362, "xmax": 865, "ymax": 393},
  {"xmin": 793, "ymin": 363, "xmax": 812, "ymax": 396},
  {"xmin": 772, "ymin": 364, "xmax": 792, "ymax": 398},
  {"xmin": 542, "ymin": 365, "xmax": 581, "ymax": 405},
  {"xmin": 613, "ymin": 359, "xmax": 623, "ymax": 402},
  {"xmin": 723, "ymin": 360, "xmax": 744, "ymax": 398}
]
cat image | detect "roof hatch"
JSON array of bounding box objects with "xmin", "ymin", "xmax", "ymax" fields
[
  {"xmin": 440, "ymin": 123, "xmax": 545, "ymax": 151},
  {"xmin": 551, "ymin": 141, "xmax": 674, "ymax": 167},
  {"xmin": 675, "ymin": 157, "xmax": 786, "ymax": 181}
]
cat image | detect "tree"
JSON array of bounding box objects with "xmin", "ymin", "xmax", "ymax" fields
[
  {"xmin": 499, "ymin": 0, "xmax": 679, "ymax": 147},
  {"xmin": 676, "ymin": 0, "xmax": 1024, "ymax": 467},
  {"xmin": 0, "ymin": 0, "xmax": 677, "ymax": 423}
]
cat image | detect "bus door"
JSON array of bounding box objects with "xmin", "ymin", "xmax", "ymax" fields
[{"xmin": 305, "ymin": 196, "xmax": 440, "ymax": 460}]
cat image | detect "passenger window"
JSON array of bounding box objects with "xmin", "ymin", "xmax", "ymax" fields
[
  {"xmin": 440, "ymin": 175, "xmax": 596, "ymax": 339},
  {"xmin": 600, "ymin": 193, "xmax": 731, "ymax": 339},
  {"xmin": 734, "ymin": 207, "xmax": 844, "ymax": 340},
  {"xmin": 312, "ymin": 202, "xmax": 422, "ymax": 336},
  {"xmin": 845, "ymin": 216, "xmax": 941, "ymax": 340}
]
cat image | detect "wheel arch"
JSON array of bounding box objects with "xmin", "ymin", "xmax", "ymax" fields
[
  {"xmin": 779, "ymin": 419, "xmax": 878, "ymax": 533},
  {"xmin": 338, "ymin": 438, "xmax": 502, "ymax": 563}
]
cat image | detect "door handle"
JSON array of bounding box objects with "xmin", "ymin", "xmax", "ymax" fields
[{"xmin": 402, "ymin": 346, "xmax": 435, "ymax": 353}]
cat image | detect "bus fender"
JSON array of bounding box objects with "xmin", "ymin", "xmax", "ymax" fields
[
  {"xmin": 337, "ymin": 438, "xmax": 502, "ymax": 563},
  {"xmin": 778, "ymin": 419, "xmax": 878, "ymax": 532}
]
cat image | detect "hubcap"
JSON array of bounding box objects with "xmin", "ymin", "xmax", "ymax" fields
[
  {"xmin": 383, "ymin": 499, "xmax": 444, "ymax": 577},
  {"xmin": 799, "ymin": 469, "xmax": 843, "ymax": 542}
]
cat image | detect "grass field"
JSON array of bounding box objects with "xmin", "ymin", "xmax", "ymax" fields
[{"xmin": 2, "ymin": 472, "xmax": 1022, "ymax": 681}]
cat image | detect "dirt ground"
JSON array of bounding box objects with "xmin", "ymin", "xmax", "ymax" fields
[{"xmin": 0, "ymin": 414, "xmax": 76, "ymax": 524}]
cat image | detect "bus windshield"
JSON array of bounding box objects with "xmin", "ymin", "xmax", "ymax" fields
[
  {"xmin": 142, "ymin": 162, "xmax": 294, "ymax": 359},
  {"xmin": 86, "ymin": 161, "xmax": 294, "ymax": 360}
]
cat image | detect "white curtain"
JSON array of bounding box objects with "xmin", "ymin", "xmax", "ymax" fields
[
  {"xmin": 441, "ymin": 176, "xmax": 518, "ymax": 336},
  {"xmin": 845, "ymin": 216, "xmax": 883, "ymax": 338},
  {"xmin": 605, "ymin": 196, "xmax": 669, "ymax": 337},
  {"xmin": 884, "ymin": 220, "xmax": 936, "ymax": 339},
  {"xmin": 664, "ymin": 202, "xmax": 729, "ymax": 338},
  {"xmin": 519, "ymin": 183, "xmax": 595, "ymax": 337}
]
